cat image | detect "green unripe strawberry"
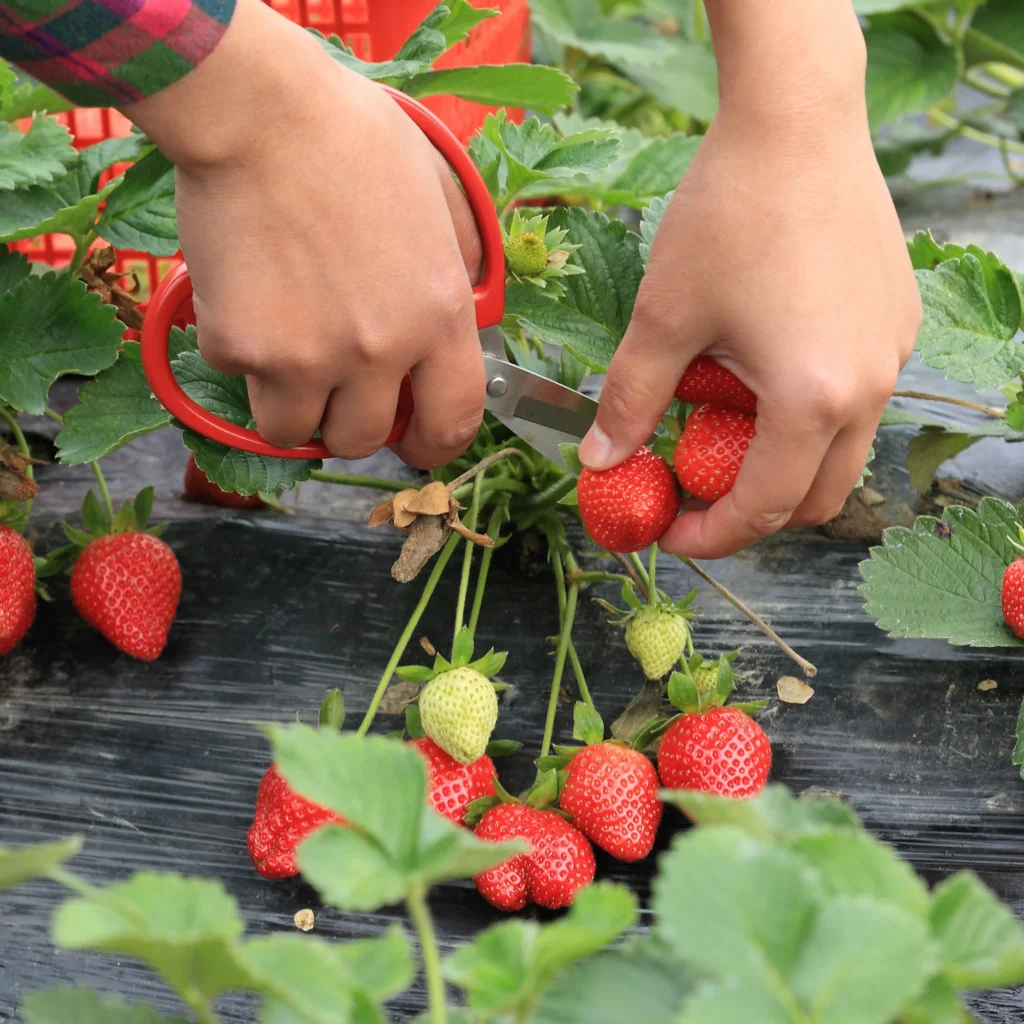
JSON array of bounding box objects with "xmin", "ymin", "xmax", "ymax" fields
[
  {"xmin": 691, "ymin": 665, "xmax": 718, "ymax": 696},
  {"xmin": 625, "ymin": 607, "xmax": 689, "ymax": 680},
  {"xmin": 506, "ymin": 232, "xmax": 548, "ymax": 277},
  {"xmin": 419, "ymin": 666, "xmax": 499, "ymax": 764}
]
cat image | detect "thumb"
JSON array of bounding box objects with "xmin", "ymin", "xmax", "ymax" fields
[{"xmin": 579, "ymin": 304, "xmax": 710, "ymax": 470}]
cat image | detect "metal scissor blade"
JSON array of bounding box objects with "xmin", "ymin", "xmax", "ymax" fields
[{"xmin": 482, "ymin": 352, "xmax": 598, "ymax": 474}]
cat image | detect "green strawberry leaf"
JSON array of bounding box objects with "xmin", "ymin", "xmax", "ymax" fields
[
  {"xmin": 789, "ymin": 829, "xmax": 930, "ymax": 919},
  {"xmin": 468, "ymin": 649, "xmax": 506, "ymax": 677},
  {"xmin": 396, "ymin": 665, "xmax": 435, "ymax": 683},
  {"xmin": 133, "ymin": 485, "xmax": 154, "ymax": 531},
  {"xmin": 335, "ymin": 925, "xmax": 416, "ymax": 1003},
  {"xmin": 929, "ymin": 871, "xmax": 1024, "ymax": 988},
  {"xmin": 316, "ymin": 32, "xmax": 430, "ymax": 80},
  {"xmin": 21, "ymin": 988, "xmax": 188, "ymax": 1024},
  {"xmin": 874, "ymin": 119, "xmax": 955, "ymax": 178},
  {"xmin": 965, "ymin": 0, "xmax": 1024, "ymax": 72},
  {"xmin": 405, "ymin": 64, "xmax": 577, "ymax": 114},
  {"xmin": 0, "ymin": 836, "xmax": 82, "ymax": 889},
  {"xmin": 905, "ymin": 428, "xmax": 985, "ymax": 495},
  {"xmin": 572, "ymin": 701, "xmax": 604, "ymax": 745},
  {"xmin": 0, "ymin": 115, "xmax": 76, "ymax": 190},
  {"xmin": 677, "ymin": 978, "xmax": 794, "ymax": 1024},
  {"xmin": 463, "ymin": 794, "xmax": 500, "ymax": 828},
  {"xmin": 559, "ymin": 443, "xmax": 583, "ymax": 475},
  {"xmin": 0, "ymin": 168, "xmax": 119, "ymax": 244},
  {"xmin": 713, "ymin": 654, "xmax": 734, "ymax": 705},
  {"xmin": 896, "ymin": 974, "xmax": 966, "ymax": 1024},
  {"xmin": 1005, "ymin": 392, "xmax": 1024, "ymax": 432},
  {"xmin": 625, "ymin": 40, "xmax": 718, "ymax": 123},
  {"xmin": 318, "ymin": 688, "xmax": 345, "ymax": 731},
  {"xmin": 640, "ymin": 192, "xmax": 672, "ymax": 268},
  {"xmin": 859, "ymin": 498, "xmax": 1024, "ymax": 647},
  {"xmin": 506, "ymin": 209, "xmax": 642, "ymax": 372},
  {"xmin": 0, "ymin": 246, "xmax": 30, "ymax": 297},
  {"xmin": 56, "ymin": 343, "xmax": 173, "ymax": 464},
  {"xmin": 81, "ymin": 489, "xmax": 108, "ymax": 535},
  {"xmin": 0, "ymin": 272, "xmax": 124, "ymax": 414},
  {"xmin": 524, "ymin": 767, "xmax": 560, "ymax": 809},
  {"xmin": 97, "ymin": 148, "xmax": 178, "ymax": 256},
  {"xmin": 662, "ymin": 784, "xmax": 860, "ymax": 840},
  {"xmin": 915, "ymin": 249, "xmax": 1024, "ymax": 391},
  {"xmin": 447, "ymin": 883, "xmax": 637, "ymax": 1017},
  {"xmin": 864, "ymin": 13, "xmax": 960, "ymax": 132},
  {"xmin": 533, "ymin": 938, "xmax": 697, "ymax": 1024},
  {"xmin": 530, "ymin": 0, "xmax": 675, "ymax": 68},
  {"xmin": 907, "ymin": 230, "xmax": 965, "ymax": 271},
  {"xmin": 0, "ymin": 64, "xmax": 74, "ymax": 121},
  {"xmin": 430, "ymin": 0, "xmax": 497, "ymax": 47},
  {"xmin": 269, "ymin": 726, "xmax": 524, "ymax": 909},
  {"xmin": 667, "ymin": 671, "xmax": 699, "ymax": 714},
  {"xmin": 51, "ymin": 873, "xmax": 255, "ymax": 1000}
]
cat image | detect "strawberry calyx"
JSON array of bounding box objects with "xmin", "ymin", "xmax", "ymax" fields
[
  {"xmin": 394, "ymin": 625, "xmax": 507, "ymax": 689},
  {"xmin": 1007, "ymin": 523, "xmax": 1024, "ymax": 558},
  {"xmin": 659, "ymin": 652, "xmax": 769, "ymax": 733},
  {"xmin": 63, "ymin": 485, "xmax": 165, "ymax": 557},
  {"xmin": 317, "ymin": 688, "xmax": 345, "ymax": 731}
]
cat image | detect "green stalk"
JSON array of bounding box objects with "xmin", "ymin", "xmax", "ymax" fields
[
  {"xmin": 69, "ymin": 229, "xmax": 97, "ymax": 275},
  {"xmin": 453, "ymin": 473, "xmax": 484, "ymax": 643},
  {"xmin": 468, "ymin": 498, "xmax": 508, "ymax": 637},
  {"xmin": 356, "ymin": 532, "xmax": 461, "ymax": 736},
  {"xmin": 540, "ymin": 578, "xmax": 579, "ymax": 760},
  {"xmin": 562, "ymin": 551, "xmax": 594, "ymax": 710},
  {"xmin": 524, "ymin": 474, "xmax": 577, "ymax": 508},
  {"xmin": 566, "ymin": 571, "xmax": 633, "ymax": 587},
  {"xmin": 407, "ymin": 884, "xmax": 447, "ymax": 1024},
  {"xmin": 0, "ymin": 406, "xmax": 34, "ymax": 520},
  {"xmin": 310, "ymin": 470, "xmax": 410, "ymax": 492},
  {"xmin": 926, "ymin": 104, "xmax": 1024, "ymax": 157},
  {"xmin": 647, "ymin": 546, "xmax": 658, "ymax": 607},
  {"xmin": 90, "ymin": 460, "xmax": 115, "ymax": 526}
]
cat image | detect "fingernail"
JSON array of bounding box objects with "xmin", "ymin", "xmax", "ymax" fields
[{"xmin": 579, "ymin": 424, "xmax": 613, "ymax": 470}]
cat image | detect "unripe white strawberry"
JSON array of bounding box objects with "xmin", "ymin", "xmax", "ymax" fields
[
  {"xmin": 625, "ymin": 607, "xmax": 689, "ymax": 680},
  {"xmin": 419, "ymin": 667, "xmax": 498, "ymax": 764}
]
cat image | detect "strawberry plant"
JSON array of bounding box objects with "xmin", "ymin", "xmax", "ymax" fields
[{"xmin": 5, "ymin": 730, "xmax": 1024, "ymax": 1022}]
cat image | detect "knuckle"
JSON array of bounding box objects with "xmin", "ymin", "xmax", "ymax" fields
[
  {"xmin": 196, "ymin": 324, "xmax": 250, "ymax": 375},
  {"xmin": 804, "ymin": 377, "xmax": 854, "ymax": 427},
  {"xmin": 744, "ymin": 507, "xmax": 793, "ymax": 537},
  {"xmin": 599, "ymin": 372, "xmax": 663, "ymax": 430},
  {"xmin": 802, "ymin": 501, "xmax": 847, "ymax": 527},
  {"xmin": 433, "ymin": 412, "xmax": 480, "ymax": 455}
]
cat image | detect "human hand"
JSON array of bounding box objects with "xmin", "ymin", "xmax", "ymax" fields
[
  {"xmin": 578, "ymin": 3, "xmax": 921, "ymax": 559},
  {"xmin": 126, "ymin": 0, "xmax": 484, "ymax": 469}
]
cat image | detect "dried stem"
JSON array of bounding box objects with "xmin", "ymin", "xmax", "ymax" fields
[
  {"xmin": 446, "ymin": 448, "xmax": 528, "ymax": 492},
  {"xmin": 677, "ymin": 556, "xmax": 817, "ymax": 678},
  {"xmin": 891, "ymin": 390, "xmax": 1005, "ymax": 419}
]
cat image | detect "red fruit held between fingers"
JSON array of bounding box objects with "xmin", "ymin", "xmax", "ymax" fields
[
  {"xmin": 674, "ymin": 403, "xmax": 756, "ymax": 503},
  {"xmin": 578, "ymin": 446, "xmax": 679, "ymax": 553},
  {"xmin": 473, "ymin": 803, "xmax": 596, "ymax": 911},
  {"xmin": 675, "ymin": 356, "xmax": 757, "ymax": 414},
  {"xmin": 658, "ymin": 706, "xmax": 771, "ymax": 799},
  {"xmin": 0, "ymin": 525, "xmax": 36, "ymax": 655},
  {"xmin": 1002, "ymin": 559, "xmax": 1024, "ymax": 640},
  {"xmin": 248, "ymin": 764, "xmax": 345, "ymax": 879},
  {"xmin": 70, "ymin": 532, "xmax": 182, "ymax": 661},
  {"xmin": 387, "ymin": 374, "xmax": 415, "ymax": 445},
  {"xmin": 183, "ymin": 455, "xmax": 266, "ymax": 509},
  {"xmin": 559, "ymin": 743, "xmax": 663, "ymax": 862},
  {"xmin": 410, "ymin": 736, "xmax": 497, "ymax": 825}
]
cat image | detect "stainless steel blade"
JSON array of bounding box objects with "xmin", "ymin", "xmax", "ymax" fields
[{"xmin": 482, "ymin": 352, "xmax": 598, "ymax": 473}]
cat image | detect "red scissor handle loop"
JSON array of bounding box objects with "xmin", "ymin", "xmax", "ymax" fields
[{"xmin": 140, "ymin": 86, "xmax": 506, "ymax": 460}]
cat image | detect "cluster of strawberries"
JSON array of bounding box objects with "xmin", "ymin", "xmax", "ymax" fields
[
  {"xmin": 247, "ymin": 648, "xmax": 772, "ymax": 913},
  {"xmin": 577, "ymin": 356, "xmax": 757, "ymax": 553}
]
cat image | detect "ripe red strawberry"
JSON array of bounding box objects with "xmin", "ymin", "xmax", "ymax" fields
[
  {"xmin": 578, "ymin": 446, "xmax": 679, "ymax": 553},
  {"xmin": 658, "ymin": 706, "xmax": 771, "ymax": 798},
  {"xmin": 675, "ymin": 356, "xmax": 757, "ymax": 414},
  {"xmin": 248, "ymin": 763, "xmax": 345, "ymax": 879},
  {"xmin": 473, "ymin": 803, "xmax": 595, "ymax": 911},
  {"xmin": 559, "ymin": 743, "xmax": 663, "ymax": 862},
  {"xmin": 0, "ymin": 525, "xmax": 36, "ymax": 655},
  {"xmin": 183, "ymin": 455, "xmax": 266, "ymax": 509},
  {"xmin": 410, "ymin": 736, "xmax": 497, "ymax": 825},
  {"xmin": 674, "ymin": 403, "xmax": 756, "ymax": 503},
  {"xmin": 1003, "ymin": 558, "xmax": 1024, "ymax": 640}
]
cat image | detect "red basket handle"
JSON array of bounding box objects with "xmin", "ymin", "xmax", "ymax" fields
[{"xmin": 140, "ymin": 86, "xmax": 506, "ymax": 460}]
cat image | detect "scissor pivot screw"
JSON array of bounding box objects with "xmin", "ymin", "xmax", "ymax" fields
[{"xmin": 487, "ymin": 376, "xmax": 508, "ymax": 398}]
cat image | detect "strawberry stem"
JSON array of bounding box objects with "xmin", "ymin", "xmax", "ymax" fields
[
  {"xmin": 562, "ymin": 551, "xmax": 594, "ymax": 710},
  {"xmin": 614, "ymin": 551, "xmax": 648, "ymax": 598},
  {"xmin": 677, "ymin": 555, "xmax": 818, "ymax": 678},
  {"xmin": 647, "ymin": 546, "xmax": 658, "ymax": 606},
  {"xmin": 309, "ymin": 470, "xmax": 411, "ymax": 492},
  {"xmin": 453, "ymin": 472, "xmax": 485, "ymax": 644},
  {"xmin": 406, "ymin": 883, "xmax": 447, "ymax": 1024},
  {"xmin": 566, "ymin": 571, "xmax": 634, "ymax": 587},
  {"xmin": 0, "ymin": 406, "xmax": 33, "ymax": 520},
  {"xmin": 90, "ymin": 461, "xmax": 115, "ymax": 527},
  {"xmin": 355, "ymin": 532, "xmax": 461, "ymax": 737},
  {"xmin": 891, "ymin": 389, "xmax": 1006, "ymax": 419},
  {"xmin": 468, "ymin": 497, "xmax": 509, "ymax": 637},
  {"xmin": 540, "ymin": 574, "xmax": 579, "ymax": 760}
]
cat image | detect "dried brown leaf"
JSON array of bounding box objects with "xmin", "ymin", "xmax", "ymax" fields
[
  {"xmin": 380, "ymin": 681, "xmax": 420, "ymax": 714},
  {"xmin": 391, "ymin": 489, "xmax": 423, "ymax": 528},
  {"xmin": 368, "ymin": 497, "xmax": 396, "ymax": 527},
  {"xmin": 450, "ymin": 517, "xmax": 495, "ymax": 547},
  {"xmin": 777, "ymin": 676, "xmax": 815, "ymax": 705},
  {"xmin": 406, "ymin": 481, "xmax": 452, "ymax": 516}
]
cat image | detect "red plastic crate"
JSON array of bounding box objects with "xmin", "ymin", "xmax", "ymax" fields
[{"xmin": 14, "ymin": 0, "xmax": 528, "ymax": 294}]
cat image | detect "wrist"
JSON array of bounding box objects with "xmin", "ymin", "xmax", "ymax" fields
[
  {"xmin": 706, "ymin": 0, "xmax": 868, "ymax": 134},
  {"xmin": 124, "ymin": 0, "xmax": 332, "ymax": 171}
]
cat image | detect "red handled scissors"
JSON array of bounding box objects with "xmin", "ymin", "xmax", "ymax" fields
[{"xmin": 140, "ymin": 88, "xmax": 598, "ymax": 473}]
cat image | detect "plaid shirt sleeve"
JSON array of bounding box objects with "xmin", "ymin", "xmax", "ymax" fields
[{"xmin": 0, "ymin": 0, "xmax": 236, "ymax": 107}]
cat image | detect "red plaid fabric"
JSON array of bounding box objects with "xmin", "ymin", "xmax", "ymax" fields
[{"xmin": 1, "ymin": 0, "xmax": 235, "ymax": 106}]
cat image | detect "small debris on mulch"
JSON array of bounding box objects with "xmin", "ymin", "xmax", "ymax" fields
[
  {"xmin": 978, "ymin": 680, "xmax": 998, "ymax": 692},
  {"xmin": 294, "ymin": 909, "xmax": 315, "ymax": 932},
  {"xmin": 778, "ymin": 676, "xmax": 815, "ymax": 705}
]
